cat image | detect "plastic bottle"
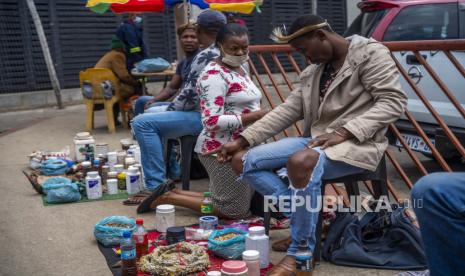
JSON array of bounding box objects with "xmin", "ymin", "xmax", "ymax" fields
[
  {"xmin": 85, "ymin": 171, "xmax": 102, "ymax": 200},
  {"xmin": 201, "ymin": 191, "xmax": 213, "ymax": 215},
  {"xmin": 242, "ymin": 250, "xmax": 260, "ymax": 276},
  {"xmin": 295, "ymin": 240, "xmax": 312, "ymax": 275},
  {"xmin": 81, "ymin": 161, "xmax": 92, "ymax": 178},
  {"xmin": 133, "ymin": 218, "xmax": 148, "ymax": 260},
  {"xmin": 245, "ymin": 226, "xmax": 269, "ymax": 268},
  {"xmin": 73, "ymin": 132, "xmax": 95, "ymax": 162},
  {"xmin": 120, "ymin": 230, "xmax": 137, "ymax": 276},
  {"xmin": 126, "ymin": 166, "xmax": 141, "ymax": 195},
  {"xmin": 118, "ymin": 171, "xmax": 126, "ymax": 190}
]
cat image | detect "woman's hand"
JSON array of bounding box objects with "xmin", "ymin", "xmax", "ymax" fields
[{"xmin": 204, "ymin": 137, "xmax": 250, "ymax": 163}]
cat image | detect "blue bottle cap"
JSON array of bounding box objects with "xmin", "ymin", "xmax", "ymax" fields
[
  {"xmin": 122, "ymin": 230, "xmax": 132, "ymax": 238},
  {"xmin": 93, "ymin": 159, "xmax": 100, "ymax": 166}
]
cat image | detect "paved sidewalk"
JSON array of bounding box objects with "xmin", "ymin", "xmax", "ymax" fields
[{"xmin": 0, "ymin": 105, "xmax": 401, "ymax": 276}]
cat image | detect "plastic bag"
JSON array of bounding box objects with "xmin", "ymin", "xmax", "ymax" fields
[
  {"xmin": 135, "ymin": 58, "xmax": 170, "ymax": 73},
  {"xmin": 208, "ymin": 228, "xmax": 247, "ymax": 260},
  {"xmin": 42, "ymin": 177, "xmax": 81, "ymax": 204},
  {"xmin": 41, "ymin": 158, "xmax": 69, "ymax": 176},
  {"xmin": 94, "ymin": 216, "xmax": 136, "ymax": 247}
]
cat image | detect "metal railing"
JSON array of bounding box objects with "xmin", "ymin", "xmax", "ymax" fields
[{"xmin": 248, "ymin": 40, "xmax": 465, "ymax": 202}]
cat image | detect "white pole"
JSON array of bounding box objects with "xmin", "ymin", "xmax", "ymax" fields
[
  {"xmin": 312, "ymin": 0, "xmax": 318, "ymax": 15},
  {"xmin": 25, "ymin": 0, "xmax": 63, "ymax": 109}
]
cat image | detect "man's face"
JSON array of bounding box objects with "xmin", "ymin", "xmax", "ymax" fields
[
  {"xmin": 290, "ymin": 31, "xmax": 333, "ymax": 64},
  {"xmin": 179, "ymin": 29, "xmax": 199, "ymax": 54}
]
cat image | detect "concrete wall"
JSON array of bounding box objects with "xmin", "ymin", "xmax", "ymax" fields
[{"xmin": 346, "ymin": 0, "xmax": 361, "ymax": 27}]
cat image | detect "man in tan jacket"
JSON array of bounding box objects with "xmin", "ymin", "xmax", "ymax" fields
[{"xmin": 214, "ymin": 15, "xmax": 407, "ymax": 275}]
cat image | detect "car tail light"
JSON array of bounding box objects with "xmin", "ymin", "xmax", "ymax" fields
[{"xmin": 357, "ymin": 0, "xmax": 398, "ymax": 11}]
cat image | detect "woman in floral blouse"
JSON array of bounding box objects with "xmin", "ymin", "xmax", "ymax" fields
[
  {"xmin": 194, "ymin": 23, "xmax": 267, "ymax": 218},
  {"xmin": 145, "ymin": 23, "xmax": 267, "ymax": 219}
]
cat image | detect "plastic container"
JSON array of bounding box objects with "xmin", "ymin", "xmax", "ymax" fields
[
  {"xmin": 132, "ymin": 164, "xmax": 145, "ymax": 191},
  {"xmin": 245, "ymin": 226, "xmax": 269, "ymax": 268},
  {"xmin": 81, "ymin": 161, "xmax": 92, "ymax": 178},
  {"xmin": 107, "ymin": 179, "xmax": 118, "ymax": 195},
  {"xmin": 101, "ymin": 165, "xmax": 110, "ymax": 185},
  {"xmin": 242, "ymin": 250, "xmax": 260, "ymax": 276},
  {"xmin": 201, "ymin": 191, "xmax": 214, "ymax": 215},
  {"xmin": 114, "ymin": 164, "xmax": 124, "ymax": 173},
  {"xmin": 133, "ymin": 218, "xmax": 148, "ymax": 260},
  {"xmin": 155, "ymin": 204, "xmax": 175, "ymax": 233},
  {"xmin": 95, "ymin": 143, "xmax": 109, "ymax": 158},
  {"xmin": 120, "ymin": 138, "xmax": 134, "ymax": 150},
  {"xmin": 118, "ymin": 172, "xmax": 127, "ymax": 190},
  {"xmin": 85, "ymin": 171, "xmax": 102, "ymax": 200},
  {"xmin": 74, "ymin": 132, "xmax": 95, "ymax": 162},
  {"xmin": 125, "ymin": 166, "xmax": 141, "ymax": 195},
  {"xmin": 221, "ymin": 260, "xmax": 248, "ymax": 276},
  {"xmin": 125, "ymin": 157, "xmax": 136, "ymax": 170},
  {"xmin": 107, "ymin": 151, "xmax": 117, "ymax": 167},
  {"xmin": 207, "ymin": 271, "xmax": 221, "ymax": 276},
  {"xmin": 295, "ymin": 240, "xmax": 312, "ymax": 275},
  {"xmin": 199, "ymin": 216, "xmax": 218, "ymax": 230},
  {"xmin": 117, "ymin": 151, "xmax": 127, "ymax": 165},
  {"xmin": 120, "ymin": 230, "xmax": 137, "ymax": 276},
  {"xmin": 166, "ymin": 226, "xmax": 186, "ymax": 245}
]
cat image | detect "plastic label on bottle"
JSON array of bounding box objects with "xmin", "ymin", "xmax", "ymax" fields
[
  {"xmin": 88, "ymin": 180, "xmax": 99, "ymax": 188},
  {"xmin": 130, "ymin": 175, "xmax": 139, "ymax": 183},
  {"xmin": 201, "ymin": 204, "xmax": 213, "ymax": 214},
  {"xmin": 121, "ymin": 249, "xmax": 136, "ymax": 260},
  {"xmin": 295, "ymin": 257, "xmax": 311, "ymax": 271}
]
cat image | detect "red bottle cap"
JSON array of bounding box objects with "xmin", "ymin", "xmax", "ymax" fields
[{"xmin": 136, "ymin": 218, "xmax": 143, "ymax": 225}]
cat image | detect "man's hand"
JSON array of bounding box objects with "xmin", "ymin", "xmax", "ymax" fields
[
  {"xmin": 144, "ymin": 98, "xmax": 157, "ymax": 110},
  {"xmin": 204, "ymin": 137, "xmax": 249, "ymax": 163},
  {"xmin": 307, "ymin": 128, "xmax": 354, "ymax": 149}
]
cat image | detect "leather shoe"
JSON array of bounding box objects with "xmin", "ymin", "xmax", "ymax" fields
[
  {"xmin": 272, "ymin": 236, "xmax": 292, "ymax": 252},
  {"xmin": 267, "ymin": 256, "xmax": 298, "ymax": 276}
]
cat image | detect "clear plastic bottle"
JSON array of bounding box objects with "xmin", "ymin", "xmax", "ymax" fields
[
  {"xmin": 201, "ymin": 191, "xmax": 213, "ymax": 215},
  {"xmin": 120, "ymin": 230, "xmax": 137, "ymax": 276},
  {"xmin": 85, "ymin": 171, "xmax": 102, "ymax": 200},
  {"xmin": 245, "ymin": 226, "xmax": 269, "ymax": 268},
  {"xmin": 295, "ymin": 240, "xmax": 312, "ymax": 275},
  {"xmin": 133, "ymin": 218, "xmax": 148, "ymax": 261}
]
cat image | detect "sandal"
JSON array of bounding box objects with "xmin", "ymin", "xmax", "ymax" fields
[
  {"xmin": 136, "ymin": 181, "xmax": 175, "ymax": 214},
  {"xmin": 23, "ymin": 170, "xmax": 43, "ymax": 194}
]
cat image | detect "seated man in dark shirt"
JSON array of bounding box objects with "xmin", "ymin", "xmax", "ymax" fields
[{"xmin": 134, "ymin": 22, "xmax": 199, "ymax": 116}]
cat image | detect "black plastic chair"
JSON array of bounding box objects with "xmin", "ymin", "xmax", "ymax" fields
[
  {"xmin": 166, "ymin": 135, "xmax": 198, "ymax": 190},
  {"xmin": 262, "ymin": 156, "xmax": 389, "ymax": 262}
]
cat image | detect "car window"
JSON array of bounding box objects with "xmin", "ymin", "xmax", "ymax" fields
[
  {"xmin": 384, "ymin": 3, "xmax": 459, "ymax": 41},
  {"xmin": 344, "ymin": 9, "xmax": 388, "ymax": 38}
]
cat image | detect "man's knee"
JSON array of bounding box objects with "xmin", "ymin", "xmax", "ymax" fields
[
  {"xmin": 412, "ymin": 172, "xmax": 447, "ymax": 201},
  {"xmin": 287, "ymin": 149, "xmax": 319, "ymax": 189},
  {"xmin": 231, "ymin": 150, "xmax": 247, "ymax": 175}
]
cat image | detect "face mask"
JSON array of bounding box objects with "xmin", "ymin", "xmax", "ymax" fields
[
  {"xmin": 133, "ymin": 16, "xmax": 142, "ymax": 25},
  {"xmin": 221, "ymin": 46, "xmax": 249, "ymax": 67}
]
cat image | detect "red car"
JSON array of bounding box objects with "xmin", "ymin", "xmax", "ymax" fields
[{"xmin": 345, "ymin": 0, "xmax": 465, "ymax": 159}]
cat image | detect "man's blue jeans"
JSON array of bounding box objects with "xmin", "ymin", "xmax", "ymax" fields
[
  {"xmin": 240, "ymin": 137, "xmax": 364, "ymax": 257},
  {"xmin": 131, "ymin": 109, "xmax": 202, "ymax": 191},
  {"xmin": 134, "ymin": 96, "xmax": 168, "ymax": 116},
  {"xmin": 412, "ymin": 172, "xmax": 465, "ymax": 276}
]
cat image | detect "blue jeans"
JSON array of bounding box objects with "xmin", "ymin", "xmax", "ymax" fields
[
  {"xmin": 412, "ymin": 172, "xmax": 465, "ymax": 276},
  {"xmin": 131, "ymin": 109, "xmax": 202, "ymax": 190},
  {"xmin": 241, "ymin": 137, "xmax": 364, "ymax": 257},
  {"xmin": 134, "ymin": 96, "xmax": 167, "ymax": 116}
]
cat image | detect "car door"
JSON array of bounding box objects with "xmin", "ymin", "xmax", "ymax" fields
[{"xmin": 383, "ymin": 2, "xmax": 465, "ymax": 130}]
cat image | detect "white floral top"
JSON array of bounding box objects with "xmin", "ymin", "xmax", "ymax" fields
[{"xmin": 194, "ymin": 61, "xmax": 262, "ymax": 154}]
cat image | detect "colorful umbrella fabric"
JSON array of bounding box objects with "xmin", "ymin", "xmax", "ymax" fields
[{"xmin": 87, "ymin": 0, "xmax": 261, "ymax": 14}]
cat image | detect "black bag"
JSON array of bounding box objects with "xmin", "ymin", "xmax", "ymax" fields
[{"xmin": 322, "ymin": 204, "xmax": 428, "ymax": 270}]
